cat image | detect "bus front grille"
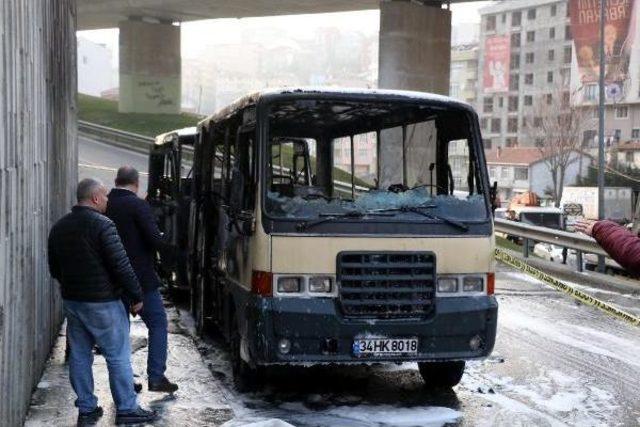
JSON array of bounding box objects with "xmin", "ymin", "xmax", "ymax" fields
[{"xmin": 337, "ymin": 252, "xmax": 436, "ymax": 319}]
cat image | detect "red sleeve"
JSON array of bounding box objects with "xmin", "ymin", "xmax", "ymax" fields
[{"xmin": 592, "ymin": 220, "xmax": 640, "ymax": 276}]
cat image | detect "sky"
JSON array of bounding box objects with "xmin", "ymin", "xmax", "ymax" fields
[{"xmin": 79, "ymin": 1, "xmax": 493, "ymax": 63}]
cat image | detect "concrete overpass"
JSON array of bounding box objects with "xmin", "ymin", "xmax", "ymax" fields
[{"xmin": 77, "ymin": 0, "xmax": 483, "ymax": 114}]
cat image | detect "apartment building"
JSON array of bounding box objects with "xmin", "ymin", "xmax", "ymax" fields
[
  {"xmin": 450, "ymin": 44, "xmax": 479, "ymax": 105},
  {"xmin": 477, "ymin": 0, "xmax": 573, "ymax": 149}
]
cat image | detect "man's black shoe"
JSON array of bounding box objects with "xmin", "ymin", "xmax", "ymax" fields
[
  {"xmin": 148, "ymin": 377, "xmax": 178, "ymax": 393},
  {"xmin": 77, "ymin": 406, "xmax": 103, "ymax": 426},
  {"xmin": 115, "ymin": 406, "xmax": 158, "ymax": 425},
  {"xmin": 134, "ymin": 382, "xmax": 143, "ymax": 393}
]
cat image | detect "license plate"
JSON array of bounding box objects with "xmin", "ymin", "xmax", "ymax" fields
[{"xmin": 352, "ymin": 338, "xmax": 419, "ymax": 357}]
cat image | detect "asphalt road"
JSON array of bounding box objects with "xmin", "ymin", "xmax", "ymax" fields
[{"xmin": 76, "ymin": 136, "xmax": 640, "ymax": 427}]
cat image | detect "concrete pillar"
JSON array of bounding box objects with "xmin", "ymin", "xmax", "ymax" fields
[
  {"xmin": 377, "ymin": 1, "xmax": 451, "ymax": 188},
  {"xmin": 119, "ymin": 19, "xmax": 181, "ymax": 114},
  {"xmin": 378, "ymin": 0, "xmax": 451, "ymax": 93}
]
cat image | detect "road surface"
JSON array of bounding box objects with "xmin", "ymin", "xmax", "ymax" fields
[{"xmin": 27, "ymin": 137, "xmax": 640, "ymax": 426}]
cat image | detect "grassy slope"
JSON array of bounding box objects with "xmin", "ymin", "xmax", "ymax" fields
[{"xmin": 78, "ymin": 94, "xmax": 201, "ymax": 137}]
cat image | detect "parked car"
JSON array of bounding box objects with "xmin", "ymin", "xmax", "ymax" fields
[{"xmin": 533, "ymin": 243, "xmax": 565, "ymax": 263}]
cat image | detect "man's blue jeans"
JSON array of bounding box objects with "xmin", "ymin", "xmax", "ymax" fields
[
  {"xmin": 63, "ymin": 299, "xmax": 138, "ymax": 414},
  {"xmin": 123, "ymin": 289, "xmax": 168, "ymax": 383}
]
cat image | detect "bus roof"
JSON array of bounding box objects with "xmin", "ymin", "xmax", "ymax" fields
[
  {"xmin": 197, "ymin": 87, "xmax": 475, "ymax": 129},
  {"xmin": 154, "ymin": 127, "xmax": 198, "ymax": 146},
  {"xmin": 510, "ymin": 206, "xmax": 563, "ymax": 214}
]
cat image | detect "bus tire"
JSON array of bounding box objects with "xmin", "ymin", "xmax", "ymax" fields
[
  {"xmin": 230, "ymin": 316, "xmax": 263, "ymax": 393},
  {"xmin": 418, "ymin": 361, "xmax": 465, "ymax": 389}
]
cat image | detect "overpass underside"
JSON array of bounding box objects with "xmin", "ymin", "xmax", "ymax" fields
[{"xmin": 102, "ymin": 0, "xmax": 453, "ymax": 114}]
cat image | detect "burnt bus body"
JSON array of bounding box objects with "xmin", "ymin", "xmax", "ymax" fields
[{"xmin": 157, "ymin": 88, "xmax": 498, "ymax": 390}]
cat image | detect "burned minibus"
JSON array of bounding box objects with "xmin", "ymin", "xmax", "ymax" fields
[{"xmin": 158, "ymin": 88, "xmax": 498, "ymax": 390}]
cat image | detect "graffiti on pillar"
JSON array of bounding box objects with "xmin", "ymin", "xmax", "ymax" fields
[{"xmin": 138, "ymin": 80, "xmax": 175, "ymax": 107}]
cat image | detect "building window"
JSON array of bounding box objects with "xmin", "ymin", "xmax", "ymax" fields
[
  {"xmin": 614, "ymin": 129, "xmax": 622, "ymax": 142},
  {"xmin": 548, "ymin": 49, "xmax": 555, "ymax": 61},
  {"xmin": 547, "ymin": 71, "xmax": 554, "ymax": 83},
  {"xmin": 491, "ymin": 118, "xmax": 501, "ymax": 133},
  {"xmin": 565, "ymin": 25, "xmax": 572, "ymax": 40},
  {"xmin": 625, "ymin": 152, "xmax": 634, "ymax": 163},
  {"xmin": 564, "ymin": 46, "xmax": 572, "ymax": 63},
  {"xmin": 506, "ymin": 137, "xmax": 518, "ymax": 147},
  {"xmin": 534, "ymin": 116, "xmax": 542, "ymax": 127},
  {"xmin": 583, "ymin": 130, "xmax": 597, "ymax": 146},
  {"xmin": 508, "ymin": 118, "xmax": 518, "ymax": 133},
  {"xmin": 489, "ymin": 165, "xmax": 497, "ymax": 176},
  {"xmin": 82, "ymin": 55, "xmax": 88, "ymax": 65},
  {"xmin": 584, "ymin": 84, "xmax": 598, "ymax": 101},
  {"xmin": 527, "ymin": 8, "xmax": 537, "ymax": 20},
  {"xmin": 546, "ymin": 93, "xmax": 553, "ymax": 105},
  {"xmin": 524, "ymin": 95, "xmax": 533, "ymax": 106},
  {"xmin": 550, "ymin": 4, "xmax": 557, "ymax": 16},
  {"xmin": 615, "ymin": 106, "xmax": 629, "ymax": 119},
  {"xmin": 481, "ymin": 117, "xmax": 488, "ymax": 130},
  {"xmin": 515, "ymin": 167, "xmax": 529, "ymax": 180},
  {"xmin": 562, "ymin": 91, "xmax": 570, "ymax": 106},
  {"xmin": 632, "ymin": 129, "xmax": 640, "ymax": 139},
  {"xmin": 535, "ymin": 138, "xmax": 544, "ymax": 147},
  {"xmin": 485, "ymin": 139, "xmax": 493, "ymax": 150},
  {"xmin": 486, "ymin": 15, "xmax": 496, "ymax": 31},
  {"xmin": 510, "ymin": 74, "xmax": 520, "ymax": 91},
  {"xmin": 511, "ymin": 53, "xmax": 520, "ymax": 69},
  {"xmin": 525, "ymin": 52, "xmax": 535, "ymax": 64},
  {"xmin": 525, "ymin": 73, "xmax": 534, "ymax": 85},
  {"xmin": 508, "ymin": 96, "xmax": 519, "ymax": 112},
  {"xmin": 549, "ymin": 27, "xmax": 556, "ymax": 39},
  {"xmin": 498, "ymin": 97, "xmax": 504, "ymax": 108},
  {"xmin": 501, "ymin": 167, "xmax": 510, "ymax": 178},
  {"xmin": 526, "ymin": 31, "xmax": 535, "ymax": 43},
  {"xmin": 511, "ymin": 32, "xmax": 521, "ymax": 47},
  {"xmin": 501, "ymin": 13, "xmax": 506, "ymax": 23},
  {"xmin": 512, "ymin": 11, "xmax": 522, "ymax": 27},
  {"xmin": 483, "ymin": 97, "xmax": 494, "ymax": 113}
]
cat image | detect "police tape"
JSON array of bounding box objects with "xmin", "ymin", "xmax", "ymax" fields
[{"xmin": 495, "ymin": 248, "xmax": 640, "ymax": 328}]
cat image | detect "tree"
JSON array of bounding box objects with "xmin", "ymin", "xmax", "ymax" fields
[{"xmin": 523, "ymin": 83, "xmax": 595, "ymax": 207}]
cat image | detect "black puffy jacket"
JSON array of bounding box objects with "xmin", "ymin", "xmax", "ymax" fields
[{"xmin": 48, "ymin": 205, "xmax": 143, "ymax": 303}]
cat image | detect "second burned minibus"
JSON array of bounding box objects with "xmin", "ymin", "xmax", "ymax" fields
[{"xmin": 148, "ymin": 88, "xmax": 499, "ymax": 391}]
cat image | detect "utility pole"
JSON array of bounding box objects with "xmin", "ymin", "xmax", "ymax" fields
[{"xmin": 597, "ymin": 0, "xmax": 606, "ymax": 273}]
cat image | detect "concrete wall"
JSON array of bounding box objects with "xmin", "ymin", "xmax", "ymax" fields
[
  {"xmin": 78, "ymin": 36, "xmax": 116, "ymax": 96},
  {"xmin": 0, "ymin": 1, "xmax": 77, "ymax": 425},
  {"xmin": 119, "ymin": 19, "xmax": 181, "ymax": 114}
]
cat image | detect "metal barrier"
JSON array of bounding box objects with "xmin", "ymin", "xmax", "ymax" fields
[
  {"xmin": 494, "ymin": 218, "xmax": 608, "ymax": 272},
  {"xmin": 78, "ymin": 120, "xmax": 154, "ymax": 154}
]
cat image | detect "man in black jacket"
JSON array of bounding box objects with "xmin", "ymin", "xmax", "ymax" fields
[
  {"xmin": 48, "ymin": 178, "xmax": 157, "ymax": 425},
  {"xmin": 107, "ymin": 166, "xmax": 178, "ymax": 393}
]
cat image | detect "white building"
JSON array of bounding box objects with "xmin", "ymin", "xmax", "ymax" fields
[
  {"xmin": 77, "ymin": 36, "xmax": 115, "ymax": 97},
  {"xmin": 485, "ymin": 147, "xmax": 592, "ymax": 203}
]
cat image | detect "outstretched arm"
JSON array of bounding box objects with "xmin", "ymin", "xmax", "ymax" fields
[{"xmin": 577, "ymin": 219, "xmax": 640, "ymax": 276}]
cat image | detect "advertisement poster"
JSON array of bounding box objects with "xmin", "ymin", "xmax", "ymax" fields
[
  {"xmin": 483, "ymin": 36, "xmax": 511, "ymax": 93},
  {"xmin": 569, "ymin": 0, "xmax": 635, "ymax": 100}
]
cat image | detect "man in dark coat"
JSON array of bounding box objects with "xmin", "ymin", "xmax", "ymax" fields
[
  {"xmin": 106, "ymin": 166, "xmax": 178, "ymax": 392},
  {"xmin": 575, "ymin": 219, "xmax": 640, "ymax": 276},
  {"xmin": 48, "ymin": 178, "xmax": 157, "ymax": 425}
]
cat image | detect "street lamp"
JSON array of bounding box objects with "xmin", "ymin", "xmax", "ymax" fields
[{"xmin": 597, "ymin": 0, "xmax": 606, "ymax": 273}]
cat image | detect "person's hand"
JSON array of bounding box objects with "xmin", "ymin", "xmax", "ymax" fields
[
  {"xmin": 574, "ymin": 219, "xmax": 597, "ymax": 237},
  {"xmin": 131, "ymin": 302, "xmax": 143, "ymax": 316}
]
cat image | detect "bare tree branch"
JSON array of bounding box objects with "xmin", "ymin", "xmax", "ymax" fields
[{"xmin": 523, "ymin": 82, "xmax": 595, "ymax": 206}]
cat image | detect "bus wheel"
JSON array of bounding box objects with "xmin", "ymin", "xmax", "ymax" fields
[
  {"xmin": 230, "ymin": 317, "xmax": 263, "ymax": 392},
  {"xmin": 418, "ymin": 361, "xmax": 465, "ymax": 389}
]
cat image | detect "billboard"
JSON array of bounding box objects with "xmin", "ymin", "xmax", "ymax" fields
[
  {"xmin": 569, "ymin": 0, "xmax": 635, "ymax": 100},
  {"xmin": 483, "ymin": 36, "xmax": 511, "ymax": 93}
]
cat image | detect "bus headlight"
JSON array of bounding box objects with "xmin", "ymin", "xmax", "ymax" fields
[
  {"xmin": 463, "ymin": 276, "xmax": 484, "ymax": 293},
  {"xmin": 309, "ymin": 276, "xmax": 332, "ymax": 293},
  {"xmin": 277, "ymin": 276, "xmax": 302, "ymax": 293},
  {"xmin": 437, "ymin": 277, "xmax": 458, "ymax": 293}
]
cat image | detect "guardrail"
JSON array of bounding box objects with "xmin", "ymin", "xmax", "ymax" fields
[
  {"xmin": 78, "ymin": 120, "xmax": 154, "ymax": 154},
  {"xmin": 494, "ymin": 218, "xmax": 608, "ymax": 272}
]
